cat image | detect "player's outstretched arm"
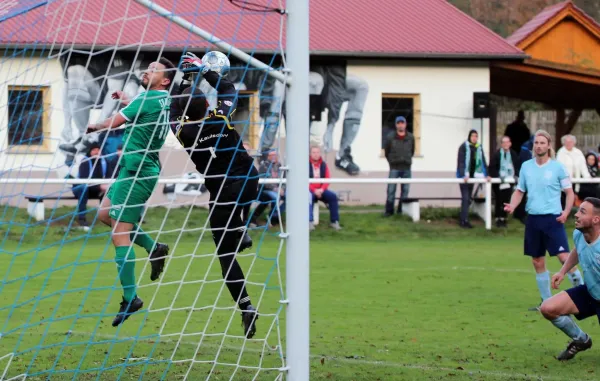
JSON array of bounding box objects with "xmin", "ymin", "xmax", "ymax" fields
[
  {"xmin": 504, "ymin": 189, "xmax": 524, "ymax": 214},
  {"xmin": 553, "ymin": 248, "xmax": 579, "ymax": 289},
  {"xmin": 87, "ymin": 113, "xmax": 127, "ymax": 133},
  {"xmin": 202, "ymin": 70, "xmax": 235, "ymax": 96},
  {"xmin": 202, "ymin": 70, "xmax": 236, "ymax": 119},
  {"xmin": 559, "ymin": 188, "xmax": 575, "ymax": 223}
]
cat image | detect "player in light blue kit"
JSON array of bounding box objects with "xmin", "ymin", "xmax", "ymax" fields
[
  {"xmin": 539, "ymin": 197, "xmax": 600, "ymax": 360},
  {"xmin": 504, "ymin": 130, "xmax": 583, "ymax": 310}
]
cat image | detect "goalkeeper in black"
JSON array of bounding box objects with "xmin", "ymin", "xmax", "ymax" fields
[{"xmin": 171, "ymin": 52, "xmax": 258, "ymax": 338}]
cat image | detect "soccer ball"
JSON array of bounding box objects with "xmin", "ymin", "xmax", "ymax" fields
[{"xmin": 202, "ymin": 51, "xmax": 230, "ymax": 76}]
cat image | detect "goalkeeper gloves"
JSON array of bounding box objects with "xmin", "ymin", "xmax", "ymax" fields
[{"xmin": 180, "ymin": 52, "xmax": 209, "ymax": 78}]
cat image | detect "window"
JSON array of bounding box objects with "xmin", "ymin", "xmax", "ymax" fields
[
  {"xmin": 381, "ymin": 94, "xmax": 421, "ymax": 156},
  {"xmin": 229, "ymin": 91, "xmax": 260, "ymax": 151},
  {"xmin": 7, "ymin": 86, "xmax": 51, "ymax": 152}
]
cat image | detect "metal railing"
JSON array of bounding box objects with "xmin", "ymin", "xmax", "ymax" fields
[{"xmin": 4, "ymin": 177, "xmax": 600, "ymax": 231}]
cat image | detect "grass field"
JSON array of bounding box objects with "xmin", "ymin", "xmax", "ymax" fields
[{"xmin": 1, "ymin": 206, "xmax": 600, "ymax": 380}]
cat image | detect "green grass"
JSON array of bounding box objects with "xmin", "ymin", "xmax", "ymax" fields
[{"xmin": 1, "ymin": 206, "xmax": 599, "ymax": 380}]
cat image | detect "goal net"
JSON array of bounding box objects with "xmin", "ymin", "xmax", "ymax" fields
[{"xmin": 0, "ymin": 0, "xmax": 297, "ymax": 379}]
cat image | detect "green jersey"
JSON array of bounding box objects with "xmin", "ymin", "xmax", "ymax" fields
[{"xmin": 118, "ymin": 89, "xmax": 170, "ymax": 173}]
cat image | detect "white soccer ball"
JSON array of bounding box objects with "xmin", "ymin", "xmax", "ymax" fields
[{"xmin": 202, "ymin": 51, "xmax": 230, "ymax": 76}]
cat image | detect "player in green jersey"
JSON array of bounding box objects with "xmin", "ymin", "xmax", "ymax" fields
[{"xmin": 87, "ymin": 58, "xmax": 175, "ymax": 326}]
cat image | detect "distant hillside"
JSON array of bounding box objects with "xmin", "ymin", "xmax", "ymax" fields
[{"xmin": 448, "ymin": 0, "xmax": 600, "ymax": 37}]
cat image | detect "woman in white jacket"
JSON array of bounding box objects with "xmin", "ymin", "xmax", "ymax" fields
[{"xmin": 556, "ymin": 134, "xmax": 590, "ymax": 195}]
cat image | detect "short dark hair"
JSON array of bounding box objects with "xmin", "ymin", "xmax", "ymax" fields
[
  {"xmin": 117, "ymin": 144, "xmax": 123, "ymax": 151},
  {"xmin": 88, "ymin": 143, "xmax": 101, "ymax": 156},
  {"xmin": 158, "ymin": 57, "xmax": 176, "ymax": 86},
  {"xmin": 180, "ymin": 86, "xmax": 208, "ymax": 121},
  {"xmin": 584, "ymin": 197, "xmax": 600, "ymax": 214}
]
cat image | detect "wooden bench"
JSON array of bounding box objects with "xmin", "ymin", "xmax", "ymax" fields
[
  {"xmin": 26, "ymin": 194, "xmax": 100, "ymax": 222},
  {"xmin": 396, "ymin": 197, "xmax": 486, "ymax": 222},
  {"xmin": 312, "ymin": 196, "xmax": 486, "ymax": 225}
]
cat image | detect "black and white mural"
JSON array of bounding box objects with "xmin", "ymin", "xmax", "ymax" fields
[{"xmin": 57, "ymin": 52, "xmax": 368, "ymax": 176}]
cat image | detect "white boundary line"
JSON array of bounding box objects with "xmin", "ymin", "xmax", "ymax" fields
[{"xmin": 1, "ymin": 330, "xmax": 586, "ymax": 381}]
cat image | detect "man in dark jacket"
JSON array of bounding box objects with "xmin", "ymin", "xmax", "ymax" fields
[
  {"xmin": 489, "ymin": 136, "xmax": 521, "ymax": 228},
  {"xmin": 504, "ymin": 110, "xmax": 530, "ymax": 154},
  {"xmin": 456, "ymin": 130, "xmax": 489, "ymax": 228},
  {"xmin": 72, "ymin": 143, "xmax": 116, "ymax": 230},
  {"xmin": 383, "ymin": 116, "xmax": 414, "ymax": 216}
]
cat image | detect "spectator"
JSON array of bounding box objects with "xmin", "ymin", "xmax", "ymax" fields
[
  {"xmin": 504, "ymin": 110, "xmax": 531, "ymax": 153},
  {"xmin": 589, "ymin": 152, "xmax": 600, "ymax": 175},
  {"xmin": 251, "ymin": 151, "xmax": 285, "ymax": 226},
  {"xmin": 72, "ymin": 143, "xmax": 115, "ymax": 230},
  {"xmin": 309, "ymin": 146, "xmax": 341, "ymax": 231},
  {"xmin": 456, "ymin": 129, "xmax": 489, "ymax": 229},
  {"xmin": 557, "ymin": 134, "xmax": 590, "ymax": 196},
  {"xmin": 490, "ymin": 136, "xmax": 520, "ymax": 228},
  {"xmin": 578, "ymin": 153, "xmax": 599, "ymax": 200},
  {"xmin": 383, "ymin": 116, "xmax": 414, "ymax": 217},
  {"xmin": 519, "ymin": 135, "xmax": 535, "ymax": 164},
  {"xmin": 513, "ymin": 135, "xmax": 536, "ymax": 224}
]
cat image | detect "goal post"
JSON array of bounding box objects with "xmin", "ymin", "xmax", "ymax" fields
[{"xmin": 282, "ymin": 1, "xmax": 311, "ymax": 381}]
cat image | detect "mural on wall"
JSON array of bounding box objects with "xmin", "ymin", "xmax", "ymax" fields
[
  {"xmin": 56, "ymin": 52, "xmax": 369, "ymax": 176},
  {"xmin": 309, "ymin": 65, "xmax": 369, "ymax": 176},
  {"xmin": 58, "ymin": 52, "xmax": 155, "ymax": 167},
  {"xmin": 228, "ymin": 60, "xmax": 369, "ymax": 176}
]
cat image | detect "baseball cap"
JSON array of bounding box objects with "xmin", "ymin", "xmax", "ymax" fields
[{"xmin": 395, "ymin": 116, "xmax": 406, "ymax": 124}]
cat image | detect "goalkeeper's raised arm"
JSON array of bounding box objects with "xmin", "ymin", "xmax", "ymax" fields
[{"xmin": 170, "ymin": 52, "xmax": 236, "ymax": 134}]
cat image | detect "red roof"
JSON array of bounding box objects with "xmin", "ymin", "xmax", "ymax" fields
[
  {"xmin": 507, "ymin": 0, "xmax": 600, "ymax": 47},
  {"xmin": 0, "ymin": 0, "xmax": 523, "ymax": 59}
]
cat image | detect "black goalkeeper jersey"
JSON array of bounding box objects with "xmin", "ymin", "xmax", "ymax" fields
[{"xmin": 170, "ymin": 70, "xmax": 256, "ymax": 192}]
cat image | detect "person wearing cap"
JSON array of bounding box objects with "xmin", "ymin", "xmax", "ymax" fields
[
  {"xmin": 72, "ymin": 143, "xmax": 116, "ymax": 230},
  {"xmin": 383, "ymin": 116, "xmax": 415, "ymax": 216}
]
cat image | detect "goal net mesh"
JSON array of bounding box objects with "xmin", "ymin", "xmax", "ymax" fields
[{"xmin": 0, "ymin": 1, "xmax": 288, "ymax": 380}]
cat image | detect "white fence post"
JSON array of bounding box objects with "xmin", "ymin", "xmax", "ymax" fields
[{"xmin": 485, "ymin": 182, "xmax": 492, "ymax": 231}]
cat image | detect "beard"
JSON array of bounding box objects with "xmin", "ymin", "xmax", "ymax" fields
[{"xmin": 141, "ymin": 78, "xmax": 150, "ymax": 89}]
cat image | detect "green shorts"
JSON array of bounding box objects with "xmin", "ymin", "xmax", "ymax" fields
[{"xmin": 107, "ymin": 168, "xmax": 158, "ymax": 224}]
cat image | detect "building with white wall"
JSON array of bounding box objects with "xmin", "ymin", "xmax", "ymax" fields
[{"xmin": 0, "ymin": 0, "xmax": 525, "ymax": 206}]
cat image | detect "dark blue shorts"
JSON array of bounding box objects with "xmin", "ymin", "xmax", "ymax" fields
[
  {"xmin": 524, "ymin": 214, "xmax": 569, "ymax": 257},
  {"xmin": 566, "ymin": 285, "xmax": 600, "ymax": 322}
]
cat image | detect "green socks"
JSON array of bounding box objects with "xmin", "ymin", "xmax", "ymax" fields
[
  {"xmin": 117, "ymin": 225, "xmax": 154, "ymax": 302},
  {"xmin": 130, "ymin": 224, "xmax": 156, "ymax": 254},
  {"xmin": 115, "ymin": 246, "xmax": 136, "ymax": 302}
]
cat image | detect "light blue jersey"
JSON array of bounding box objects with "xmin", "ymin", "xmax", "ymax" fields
[
  {"xmin": 517, "ymin": 159, "xmax": 571, "ymax": 215},
  {"xmin": 574, "ymin": 230, "xmax": 600, "ymax": 300}
]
